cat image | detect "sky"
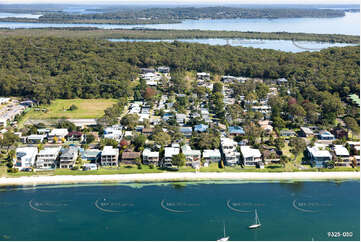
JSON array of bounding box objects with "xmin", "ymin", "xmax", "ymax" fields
[{"xmin": 0, "ymin": 0, "xmax": 359, "ymax": 4}]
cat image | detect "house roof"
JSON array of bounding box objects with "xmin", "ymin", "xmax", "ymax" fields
[
  {"xmin": 38, "ymin": 147, "xmax": 61, "ymax": 156},
  {"xmin": 180, "ymin": 127, "xmax": 193, "ymax": 133},
  {"xmin": 194, "ymin": 124, "xmax": 208, "ymax": 132},
  {"xmin": 319, "ymin": 130, "xmax": 335, "ymax": 137},
  {"xmin": 28, "ymin": 134, "xmax": 46, "ymax": 140},
  {"xmin": 102, "ymin": 146, "xmax": 119, "ymax": 156},
  {"xmin": 49, "ymin": 128, "xmax": 68, "ymax": 137},
  {"xmin": 300, "ymin": 127, "xmax": 314, "ymax": 135},
  {"xmin": 164, "ymin": 147, "xmax": 179, "ymax": 157},
  {"xmin": 228, "ymin": 126, "xmax": 245, "ymax": 135},
  {"xmin": 142, "ymin": 128, "xmax": 153, "ymax": 133},
  {"xmin": 122, "ymin": 152, "xmax": 140, "ymax": 159},
  {"xmin": 334, "ymin": 145, "xmax": 350, "ymax": 156},
  {"xmin": 143, "ymin": 149, "xmax": 159, "ymax": 158},
  {"xmin": 307, "ymin": 145, "xmax": 332, "ymax": 158},
  {"xmin": 240, "ymin": 146, "xmax": 261, "ymax": 158},
  {"xmin": 181, "ymin": 145, "xmax": 201, "ymax": 156},
  {"xmin": 203, "ymin": 149, "xmax": 221, "ymax": 158}
]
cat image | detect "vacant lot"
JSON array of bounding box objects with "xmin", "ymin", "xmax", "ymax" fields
[{"xmin": 24, "ymin": 99, "xmax": 117, "ymax": 120}]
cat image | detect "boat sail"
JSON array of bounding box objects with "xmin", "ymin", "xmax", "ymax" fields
[
  {"xmin": 248, "ymin": 209, "xmax": 261, "ymax": 229},
  {"xmin": 217, "ymin": 222, "xmax": 230, "ymax": 241}
]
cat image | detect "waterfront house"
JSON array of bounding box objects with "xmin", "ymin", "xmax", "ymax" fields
[
  {"xmin": 36, "ymin": 147, "xmax": 61, "ymax": 169},
  {"xmin": 318, "ymin": 130, "xmax": 335, "ymax": 141},
  {"xmin": 306, "ymin": 144, "xmax": 332, "ymax": 168},
  {"xmin": 101, "ymin": 146, "xmax": 119, "ymax": 166},
  {"xmin": 81, "ymin": 149, "xmax": 101, "ymax": 162},
  {"xmin": 332, "ymin": 145, "xmax": 351, "ymax": 167},
  {"xmin": 221, "ymin": 138, "xmax": 239, "ymax": 166},
  {"xmin": 202, "ymin": 149, "xmax": 221, "ymax": 165},
  {"xmin": 223, "ymin": 151, "xmax": 240, "ymax": 166},
  {"xmin": 142, "ymin": 148, "xmax": 159, "ymax": 165},
  {"xmin": 121, "ymin": 151, "xmax": 141, "ymax": 164},
  {"xmin": 59, "ymin": 147, "xmax": 78, "ymax": 169},
  {"xmin": 164, "ymin": 147, "xmax": 180, "ymax": 162},
  {"xmin": 240, "ymin": 146, "xmax": 262, "ymax": 167},
  {"xmin": 347, "ymin": 141, "xmax": 360, "ymax": 155},
  {"xmin": 14, "ymin": 147, "xmax": 38, "ymax": 171},
  {"xmin": 181, "ymin": 145, "xmax": 201, "ymax": 166}
]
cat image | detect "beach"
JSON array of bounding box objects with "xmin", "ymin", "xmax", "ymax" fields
[{"xmin": 0, "ymin": 171, "xmax": 359, "ymax": 186}]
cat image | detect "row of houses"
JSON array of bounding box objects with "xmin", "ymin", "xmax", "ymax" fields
[
  {"xmin": 14, "ymin": 145, "xmax": 119, "ymax": 170},
  {"xmin": 306, "ymin": 142, "xmax": 360, "ymax": 168}
]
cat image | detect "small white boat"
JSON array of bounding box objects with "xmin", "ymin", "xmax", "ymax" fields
[
  {"xmin": 248, "ymin": 209, "xmax": 261, "ymax": 229},
  {"xmin": 217, "ymin": 222, "xmax": 230, "ymax": 241}
]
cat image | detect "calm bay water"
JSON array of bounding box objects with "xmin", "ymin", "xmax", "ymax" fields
[
  {"xmin": 0, "ymin": 13, "xmax": 42, "ymax": 19},
  {"xmin": 0, "ymin": 12, "xmax": 359, "ymax": 35},
  {"xmin": 0, "ymin": 181, "xmax": 359, "ymax": 241},
  {"xmin": 109, "ymin": 38, "xmax": 356, "ymax": 52}
]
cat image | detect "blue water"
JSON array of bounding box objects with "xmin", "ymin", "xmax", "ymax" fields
[
  {"xmin": 0, "ymin": 12, "xmax": 359, "ymax": 35},
  {"xmin": 0, "ymin": 181, "xmax": 359, "ymax": 241},
  {"xmin": 0, "ymin": 13, "xmax": 42, "ymax": 19},
  {"xmin": 109, "ymin": 38, "xmax": 357, "ymax": 52}
]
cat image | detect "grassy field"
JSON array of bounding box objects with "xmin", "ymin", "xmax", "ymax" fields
[
  {"xmin": 5, "ymin": 163, "xmax": 359, "ymax": 177},
  {"xmin": 22, "ymin": 99, "xmax": 117, "ymax": 120}
]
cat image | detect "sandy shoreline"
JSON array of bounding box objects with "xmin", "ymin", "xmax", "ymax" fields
[{"xmin": 0, "ymin": 171, "xmax": 359, "ymax": 186}]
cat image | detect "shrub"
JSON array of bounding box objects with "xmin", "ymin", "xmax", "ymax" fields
[
  {"xmin": 7, "ymin": 168, "xmax": 18, "ymax": 173},
  {"xmin": 72, "ymin": 166, "xmax": 79, "ymax": 170},
  {"xmin": 149, "ymin": 164, "xmax": 155, "ymax": 169}
]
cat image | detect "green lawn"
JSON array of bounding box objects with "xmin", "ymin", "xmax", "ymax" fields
[
  {"xmin": 5, "ymin": 163, "xmax": 360, "ymax": 177},
  {"xmin": 23, "ymin": 99, "xmax": 117, "ymax": 120}
]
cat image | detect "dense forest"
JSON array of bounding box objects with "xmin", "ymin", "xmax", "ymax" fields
[
  {"xmin": 0, "ymin": 7, "xmax": 346, "ymax": 24},
  {"xmin": 0, "ymin": 28, "xmax": 358, "ymax": 44},
  {"xmin": 0, "ymin": 37, "xmax": 359, "ymax": 121}
]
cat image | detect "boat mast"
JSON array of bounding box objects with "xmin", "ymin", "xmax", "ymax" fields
[
  {"xmin": 223, "ymin": 222, "xmax": 226, "ymax": 237},
  {"xmin": 255, "ymin": 209, "xmax": 258, "ymax": 224}
]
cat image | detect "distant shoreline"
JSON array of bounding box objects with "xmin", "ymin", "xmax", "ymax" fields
[{"xmin": 0, "ymin": 172, "xmax": 359, "ymax": 187}]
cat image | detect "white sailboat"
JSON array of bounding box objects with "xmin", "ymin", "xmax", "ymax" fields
[
  {"xmin": 248, "ymin": 209, "xmax": 261, "ymax": 229},
  {"xmin": 217, "ymin": 222, "xmax": 230, "ymax": 241}
]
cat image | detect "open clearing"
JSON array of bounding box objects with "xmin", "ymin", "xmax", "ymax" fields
[{"xmin": 23, "ymin": 99, "xmax": 117, "ymax": 120}]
